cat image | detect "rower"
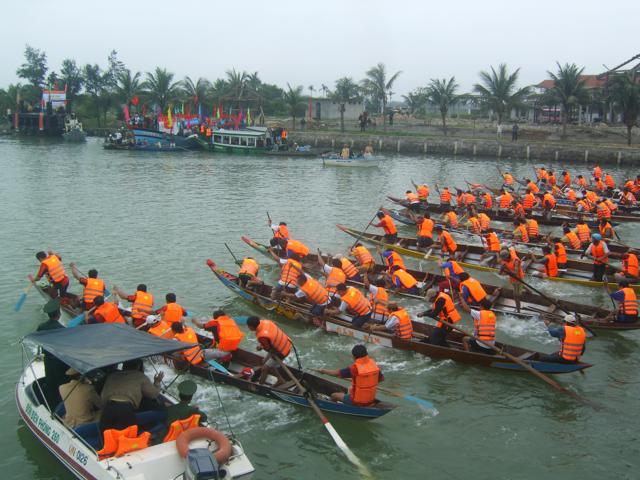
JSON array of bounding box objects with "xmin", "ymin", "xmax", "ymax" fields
[
  {"xmin": 621, "ymin": 187, "xmax": 637, "ymax": 207},
  {"xmin": 367, "ymin": 302, "xmax": 413, "ymax": 339},
  {"xmin": 498, "ymin": 247, "xmax": 524, "ymax": 311},
  {"xmin": 418, "ymin": 289, "xmax": 461, "ymax": 346},
  {"xmin": 440, "ymin": 186, "xmax": 453, "ymax": 205},
  {"xmin": 318, "ymin": 344, "xmax": 382, "ymax": 407},
  {"xmin": 541, "ymin": 191, "xmax": 556, "ymax": 213},
  {"xmin": 113, "ymin": 284, "xmax": 154, "ymax": 328},
  {"xmin": 237, "ymin": 256, "xmax": 262, "ymax": 288},
  {"xmin": 614, "ymin": 251, "xmax": 639, "ymax": 283},
  {"xmin": 409, "ymin": 211, "xmax": 434, "ymax": 249},
  {"xmin": 596, "ymin": 198, "xmax": 612, "ymax": 220},
  {"xmin": 512, "ymin": 219, "xmax": 529, "ymax": 244},
  {"xmin": 350, "ymin": 243, "xmax": 375, "ymax": 273},
  {"xmin": 550, "ymin": 239, "xmax": 568, "ymax": 270},
  {"xmin": 268, "ymin": 247, "xmax": 302, "ymax": 300},
  {"xmin": 525, "ymin": 178, "xmax": 539, "ymax": 194},
  {"xmin": 363, "ymin": 273, "xmax": 389, "ymax": 323},
  {"xmin": 561, "ymin": 171, "xmax": 571, "ymax": 189},
  {"xmin": 539, "ymin": 314, "xmax": 586, "ymax": 364},
  {"xmin": 501, "ymin": 172, "xmax": 514, "ymax": 190},
  {"xmin": 561, "ymin": 226, "xmax": 582, "ymax": 250},
  {"xmin": 581, "ymin": 233, "xmax": 609, "ymax": 282},
  {"xmin": 574, "ymin": 218, "xmax": 592, "ymax": 247},
  {"xmin": 548, "ymin": 170, "xmax": 557, "ymax": 187},
  {"xmin": 193, "ymin": 310, "xmax": 244, "ymax": 360},
  {"xmin": 594, "ymin": 177, "xmax": 605, "ymax": 192},
  {"xmin": 604, "ymin": 173, "xmax": 616, "ymax": 190},
  {"xmin": 34, "ymin": 250, "xmax": 70, "ymax": 299},
  {"xmin": 459, "ymin": 295, "xmax": 496, "ymax": 354},
  {"xmin": 458, "ymin": 272, "xmax": 489, "ymax": 307},
  {"xmin": 326, "ymin": 283, "xmax": 373, "ymax": 327},
  {"xmin": 480, "ymin": 229, "xmax": 501, "ymax": 264},
  {"xmin": 335, "ymin": 254, "xmax": 362, "ymax": 282},
  {"xmin": 478, "ymin": 212, "xmax": 491, "ymax": 232},
  {"xmin": 387, "ymin": 265, "xmax": 420, "ymax": 295},
  {"xmin": 378, "ymin": 246, "xmax": 406, "ymax": 272},
  {"xmin": 289, "ymin": 273, "xmax": 331, "ymax": 325},
  {"xmin": 497, "ymin": 188, "xmax": 513, "ymax": 211},
  {"xmin": 565, "ymin": 187, "xmax": 577, "ymax": 202},
  {"xmin": 171, "ymin": 322, "xmax": 205, "ymax": 365},
  {"xmin": 374, "ymin": 211, "xmax": 398, "ymax": 243},
  {"xmin": 606, "ymin": 280, "xmax": 639, "ymax": 324},
  {"xmin": 269, "ymin": 221, "xmax": 290, "ymax": 251},
  {"xmin": 145, "ymin": 315, "xmax": 173, "ymax": 339},
  {"xmin": 416, "ymin": 183, "xmax": 430, "ymax": 203},
  {"xmin": 438, "ymin": 256, "xmax": 465, "ymax": 292},
  {"xmin": 86, "ymin": 295, "xmax": 126, "ymax": 324},
  {"xmin": 466, "ymin": 213, "xmax": 482, "ymax": 235},
  {"xmin": 531, "ymin": 245, "xmax": 559, "ymax": 278},
  {"xmin": 318, "ymin": 252, "xmax": 347, "ymax": 300},
  {"xmin": 593, "ymin": 164, "xmax": 602, "ymax": 180},
  {"xmin": 576, "ymin": 175, "xmax": 587, "ymax": 189},
  {"xmin": 442, "ymin": 206, "xmax": 458, "ymax": 228},
  {"xmin": 463, "ymin": 190, "xmax": 476, "ymax": 206},
  {"xmin": 434, "ymin": 224, "xmax": 457, "ymax": 258},
  {"xmin": 246, "ymin": 317, "xmax": 292, "ymax": 385},
  {"xmin": 285, "ymin": 238, "xmax": 310, "ymax": 260},
  {"xmin": 405, "ymin": 190, "xmax": 421, "ymax": 211},
  {"xmin": 525, "ymin": 215, "xmax": 539, "ymax": 242},
  {"xmin": 480, "ymin": 191, "xmax": 493, "ymax": 210},
  {"xmin": 155, "ymin": 293, "xmax": 187, "ymax": 324},
  {"xmin": 522, "ymin": 189, "xmax": 535, "ymax": 213},
  {"xmin": 598, "ymin": 217, "xmax": 615, "ymax": 241},
  {"xmin": 70, "ymin": 263, "xmax": 105, "ymax": 311}
]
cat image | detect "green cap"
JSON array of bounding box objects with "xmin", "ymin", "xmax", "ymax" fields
[
  {"xmin": 43, "ymin": 298, "xmax": 60, "ymax": 314},
  {"xmin": 178, "ymin": 380, "xmax": 197, "ymax": 396}
]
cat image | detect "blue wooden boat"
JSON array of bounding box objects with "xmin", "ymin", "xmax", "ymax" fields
[{"xmin": 130, "ymin": 127, "xmax": 200, "ymax": 150}]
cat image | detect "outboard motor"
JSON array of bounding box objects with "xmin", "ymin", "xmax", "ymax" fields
[{"xmin": 184, "ymin": 448, "xmax": 221, "ymax": 480}]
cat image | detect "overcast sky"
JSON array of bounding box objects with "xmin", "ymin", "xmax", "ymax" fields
[{"xmin": 1, "ymin": 0, "xmax": 638, "ymax": 98}]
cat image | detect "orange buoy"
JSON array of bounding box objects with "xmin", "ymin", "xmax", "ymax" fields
[{"xmin": 175, "ymin": 427, "xmax": 232, "ymax": 465}]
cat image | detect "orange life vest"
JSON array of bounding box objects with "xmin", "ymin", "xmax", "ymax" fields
[
  {"xmin": 383, "ymin": 251, "xmax": 406, "ymax": 271},
  {"xmin": 563, "ymin": 231, "xmax": 581, "ymax": 250},
  {"xmin": 97, "ymin": 425, "xmax": 140, "ymax": 458},
  {"xmin": 131, "ymin": 291, "xmax": 154, "ymax": 326},
  {"xmin": 406, "ymin": 192, "xmax": 419, "ymax": 203},
  {"xmin": 280, "ymin": 259, "xmax": 302, "ymax": 286},
  {"xmin": 474, "ymin": 310, "xmax": 496, "ymax": 342},
  {"xmin": 575, "ymin": 199, "xmax": 589, "ymax": 212},
  {"xmin": 560, "ymin": 325, "xmax": 586, "ymax": 361},
  {"xmin": 542, "ymin": 193, "xmax": 556, "ymax": 209},
  {"xmin": 341, "ymin": 287, "xmax": 371, "ymax": 316},
  {"xmin": 391, "ymin": 269, "xmax": 418, "ymax": 290},
  {"xmin": 83, "ymin": 278, "xmax": 105, "ymax": 305},
  {"xmin": 445, "ymin": 211, "xmax": 458, "ymax": 228},
  {"xmin": 440, "ymin": 188, "xmax": 452, "ymax": 203},
  {"xmin": 593, "ymin": 166, "xmax": 602, "ymax": 178},
  {"xmin": 526, "ymin": 219, "xmax": 539, "ymax": 238},
  {"xmin": 484, "ymin": 232, "xmax": 500, "ymax": 252},
  {"xmin": 352, "ymin": 246, "xmax": 374, "ymax": 267},
  {"xmin": 478, "ymin": 213, "xmax": 491, "ymax": 231},
  {"xmin": 597, "ymin": 202, "xmax": 611, "ymax": 219},
  {"xmin": 585, "ymin": 190, "xmax": 598, "ymax": 205},
  {"xmin": 148, "ymin": 320, "xmax": 173, "ymax": 339},
  {"xmin": 163, "ymin": 414, "xmax": 201, "ymax": 443},
  {"xmin": 459, "ymin": 277, "xmax": 488, "ymax": 304},
  {"xmin": 501, "ymin": 248, "xmax": 524, "ymax": 281},
  {"xmin": 379, "ymin": 215, "xmax": 397, "ymax": 235},
  {"xmin": 239, "ymin": 258, "xmax": 260, "ymax": 278},
  {"xmin": 499, "ymin": 192, "xmax": 513, "ymax": 209},
  {"xmin": 42, "ymin": 255, "xmax": 66, "ymax": 283},
  {"xmin": 468, "ymin": 217, "xmax": 481, "ymax": 234},
  {"xmin": 163, "ymin": 302, "xmax": 184, "ymax": 324},
  {"xmin": 577, "ymin": 177, "xmax": 587, "ymax": 188},
  {"xmin": 483, "ymin": 193, "xmax": 493, "ymax": 209},
  {"xmin": 440, "ymin": 230, "xmax": 457, "ymax": 253},
  {"xmin": 527, "ymin": 181, "xmax": 540, "ymax": 194},
  {"xmin": 544, "ymin": 253, "xmax": 559, "ymax": 277},
  {"xmin": 213, "ymin": 315, "xmax": 244, "ymax": 351},
  {"xmin": 349, "ymin": 356, "xmax": 380, "ymax": 406},
  {"xmin": 443, "ymin": 260, "xmax": 465, "ymax": 278},
  {"xmin": 300, "ymin": 276, "xmax": 330, "ymax": 305},
  {"xmin": 618, "ymin": 287, "xmax": 638, "ymax": 315},
  {"xmin": 274, "ymin": 225, "xmax": 290, "ymax": 240},
  {"xmin": 286, "ymin": 239, "xmax": 310, "ymax": 257},
  {"xmin": 604, "ymin": 174, "xmax": 615, "ymax": 189},
  {"xmin": 340, "ymin": 257, "xmax": 359, "ymax": 279},
  {"xmin": 554, "ymin": 242, "xmax": 567, "ymax": 265},
  {"xmin": 548, "ymin": 173, "xmax": 557, "ymax": 186},
  {"xmin": 599, "ymin": 222, "xmax": 614, "ymax": 239},
  {"xmin": 623, "ymin": 254, "xmax": 639, "ymax": 277},
  {"xmin": 256, "ymin": 319, "xmax": 291, "ymax": 358},
  {"xmin": 418, "ymin": 218, "xmax": 434, "ymax": 238},
  {"xmin": 522, "ymin": 193, "xmax": 535, "ymax": 210},
  {"xmin": 95, "ymin": 302, "xmax": 126, "ymax": 324},
  {"xmin": 325, "ymin": 267, "xmax": 346, "ymax": 293},
  {"xmin": 174, "ymin": 327, "xmax": 204, "ymax": 364},
  {"xmin": 515, "ymin": 225, "xmax": 529, "ymax": 243},
  {"xmin": 575, "ymin": 224, "xmax": 591, "ymax": 243},
  {"xmin": 590, "ymin": 242, "xmax": 608, "ymax": 265},
  {"xmin": 513, "ymin": 203, "xmax": 525, "ymax": 218},
  {"xmin": 205, "ymin": 128, "xmax": 212, "ymax": 137},
  {"xmin": 594, "ymin": 179, "xmax": 605, "ymax": 192},
  {"xmin": 417, "ymin": 185, "xmax": 429, "ymax": 200},
  {"xmin": 605, "ymin": 198, "xmax": 617, "ymax": 213},
  {"xmin": 369, "ymin": 286, "xmax": 388, "ymax": 317},
  {"xmin": 435, "ymin": 292, "xmax": 461, "ymax": 327},
  {"xmin": 390, "ymin": 308, "xmax": 413, "ymax": 339},
  {"xmin": 115, "ymin": 432, "xmax": 151, "ymax": 457},
  {"xmin": 562, "ymin": 173, "xmax": 571, "ymax": 186},
  {"xmin": 566, "ymin": 189, "xmax": 577, "ymax": 202},
  {"xmin": 464, "ymin": 192, "xmax": 476, "ymax": 205}
]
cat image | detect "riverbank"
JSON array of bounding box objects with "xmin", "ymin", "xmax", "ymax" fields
[{"xmin": 291, "ymin": 130, "xmax": 640, "ymax": 165}]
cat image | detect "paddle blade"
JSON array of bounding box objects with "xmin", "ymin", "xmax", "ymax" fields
[
  {"xmin": 68, "ymin": 313, "xmax": 86, "ymax": 328},
  {"xmin": 404, "ymin": 394, "xmax": 435, "ymax": 410},
  {"xmin": 15, "ymin": 293, "xmax": 27, "ymax": 312},
  {"xmin": 206, "ymin": 359, "xmax": 231, "ymax": 375}
]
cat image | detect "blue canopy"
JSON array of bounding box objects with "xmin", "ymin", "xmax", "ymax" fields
[{"xmin": 23, "ymin": 324, "xmax": 196, "ymax": 374}]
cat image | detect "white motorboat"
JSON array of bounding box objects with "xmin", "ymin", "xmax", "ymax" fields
[
  {"xmin": 322, "ymin": 153, "xmax": 380, "ymax": 168},
  {"xmin": 17, "ymin": 323, "xmax": 255, "ymax": 479},
  {"xmin": 63, "ymin": 114, "xmax": 87, "ymax": 142}
]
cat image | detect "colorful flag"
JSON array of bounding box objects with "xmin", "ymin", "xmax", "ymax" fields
[
  {"xmin": 247, "ymin": 108, "xmax": 251, "ymax": 125},
  {"xmin": 123, "ymin": 104, "xmax": 130, "ymax": 123},
  {"xmin": 216, "ymin": 106, "xmax": 221, "ymax": 119},
  {"xmin": 167, "ymin": 106, "xmax": 173, "ymax": 128}
]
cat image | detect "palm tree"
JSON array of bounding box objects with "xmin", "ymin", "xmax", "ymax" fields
[
  {"xmin": 360, "ymin": 63, "xmax": 401, "ymax": 131},
  {"xmin": 142, "ymin": 67, "xmax": 180, "ymax": 112},
  {"xmin": 473, "ymin": 64, "xmax": 530, "ymax": 126},
  {"xmin": 0, "ymin": 83, "xmax": 22, "ymax": 111},
  {"xmin": 283, "ymin": 83, "xmax": 305, "ymax": 129},
  {"xmin": 320, "ymin": 84, "xmax": 329, "ymax": 98},
  {"xmin": 224, "ymin": 69, "xmax": 249, "ymax": 108},
  {"xmin": 546, "ymin": 63, "xmax": 588, "ymax": 137},
  {"xmin": 330, "ymin": 77, "xmax": 361, "ymax": 132},
  {"xmin": 426, "ymin": 77, "xmax": 459, "ymax": 135},
  {"xmin": 401, "ymin": 89, "xmax": 426, "ymax": 115},
  {"xmin": 115, "ymin": 69, "xmax": 142, "ymax": 111},
  {"xmin": 608, "ymin": 72, "xmax": 640, "ymax": 146},
  {"xmin": 181, "ymin": 76, "xmax": 212, "ymax": 113}
]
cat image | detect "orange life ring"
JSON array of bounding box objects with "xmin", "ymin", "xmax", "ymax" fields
[{"xmin": 175, "ymin": 427, "xmax": 232, "ymax": 465}]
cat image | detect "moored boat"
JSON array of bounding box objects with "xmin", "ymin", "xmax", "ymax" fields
[{"xmin": 323, "ymin": 154, "xmax": 380, "ymax": 168}]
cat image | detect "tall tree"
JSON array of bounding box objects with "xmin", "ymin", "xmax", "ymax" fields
[
  {"xmin": 608, "ymin": 72, "xmax": 640, "ymax": 146},
  {"xmin": 181, "ymin": 76, "xmax": 212, "ymax": 113},
  {"xmin": 60, "ymin": 59, "xmax": 83, "ymax": 112},
  {"xmin": 546, "ymin": 62, "xmax": 588, "ymax": 137},
  {"xmin": 330, "ymin": 77, "xmax": 361, "ymax": 132},
  {"xmin": 143, "ymin": 67, "xmax": 180, "ymax": 111},
  {"xmin": 0, "ymin": 83, "xmax": 22, "ymax": 114},
  {"xmin": 82, "ymin": 64, "xmax": 104, "ymax": 125},
  {"xmin": 16, "ymin": 45, "xmax": 47, "ymax": 88},
  {"xmin": 426, "ymin": 77, "xmax": 459, "ymax": 135},
  {"xmin": 320, "ymin": 84, "xmax": 329, "ymax": 98},
  {"xmin": 360, "ymin": 63, "xmax": 401, "ymax": 130},
  {"xmin": 116, "ymin": 69, "xmax": 142, "ymax": 111},
  {"xmin": 473, "ymin": 64, "xmax": 530, "ymax": 125},
  {"xmin": 224, "ymin": 69, "xmax": 249, "ymax": 108},
  {"xmin": 283, "ymin": 83, "xmax": 305, "ymax": 129},
  {"xmin": 402, "ymin": 89, "xmax": 426, "ymax": 115}
]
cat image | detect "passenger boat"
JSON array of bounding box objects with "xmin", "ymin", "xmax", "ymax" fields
[
  {"xmin": 18, "ymin": 323, "xmax": 254, "ymax": 480},
  {"xmin": 239, "ymin": 236, "xmax": 635, "ymax": 330},
  {"xmin": 322, "ymin": 154, "xmax": 380, "ymax": 168},
  {"xmin": 129, "ymin": 127, "xmax": 200, "ymax": 150},
  {"xmin": 337, "ymin": 224, "xmax": 640, "ymax": 291},
  {"xmin": 197, "ymin": 127, "xmax": 275, "ymax": 153},
  {"xmin": 206, "ymin": 259, "xmax": 592, "ymax": 374}
]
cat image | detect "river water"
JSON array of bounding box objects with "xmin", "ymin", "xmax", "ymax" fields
[{"xmin": 1, "ymin": 137, "xmax": 638, "ymax": 479}]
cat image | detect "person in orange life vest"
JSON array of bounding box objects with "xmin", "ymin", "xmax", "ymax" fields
[
  {"xmin": 70, "ymin": 263, "xmax": 105, "ymax": 311},
  {"xmin": 523, "ymin": 178, "xmax": 539, "ymax": 194},
  {"xmin": 386, "ymin": 265, "xmax": 420, "ymax": 295},
  {"xmin": 374, "ymin": 211, "xmax": 398, "ymax": 243},
  {"xmin": 289, "ymin": 273, "xmax": 332, "ymax": 323},
  {"xmin": 268, "ymin": 247, "xmax": 303, "ymax": 299},
  {"xmin": 416, "ymin": 184, "xmax": 430, "ymax": 202},
  {"xmin": 437, "ymin": 257, "xmax": 464, "ymax": 292},
  {"xmin": 334, "ymin": 254, "xmax": 362, "ymax": 282},
  {"xmin": 237, "ymin": 256, "xmax": 262, "ymax": 288},
  {"xmin": 350, "ymin": 242, "xmax": 375, "ymax": 273},
  {"xmin": 581, "ymin": 233, "xmax": 610, "ymax": 282},
  {"xmin": 576, "ymin": 175, "xmax": 587, "ymax": 189},
  {"xmin": 144, "ymin": 314, "xmax": 174, "ymax": 339},
  {"xmin": 417, "ymin": 288, "xmax": 461, "ymax": 346},
  {"xmin": 407, "ymin": 211, "xmax": 435, "ymax": 249},
  {"xmin": 434, "ymin": 224, "xmax": 458, "ymax": 258},
  {"xmin": 363, "ymin": 274, "xmax": 389, "ymax": 323},
  {"xmin": 269, "ymin": 221, "xmax": 290, "ymax": 251},
  {"xmin": 605, "ymin": 280, "xmax": 639, "ymax": 323},
  {"xmin": 155, "ymin": 293, "xmax": 187, "ymax": 324},
  {"xmin": 113, "ymin": 284, "xmax": 154, "ymax": 328},
  {"xmin": 458, "ymin": 293, "xmax": 498, "ymax": 354},
  {"xmin": 593, "ymin": 164, "xmax": 602, "ymax": 179},
  {"xmin": 278, "ymin": 238, "xmax": 310, "ymax": 260},
  {"xmin": 512, "ymin": 219, "xmax": 529, "ymax": 243},
  {"xmin": 538, "ymin": 314, "xmax": 586, "ymax": 364},
  {"xmin": 480, "ymin": 228, "xmax": 501, "ymax": 263},
  {"xmin": 498, "ymin": 247, "xmax": 524, "ymax": 311},
  {"xmin": 325, "ymin": 283, "xmax": 372, "ymax": 328},
  {"xmin": 530, "ymin": 245, "xmax": 559, "ymax": 278},
  {"xmin": 193, "ymin": 310, "xmax": 245, "ymax": 360},
  {"xmin": 548, "ymin": 170, "xmax": 557, "ymax": 187},
  {"xmin": 85, "ymin": 295, "xmax": 126, "ymax": 324},
  {"xmin": 457, "ymin": 272, "xmax": 489, "ymax": 306},
  {"xmin": 561, "ymin": 226, "xmax": 582, "ymax": 250},
  {"xmin": 496, "ymin": 188, "xmax": 514, "ymax": 210},
  {"xmin": 377, "ymin": 246, "xmax": 406, "ymax": 272},
  {"xmin": 549, "ymin": 239, "xmax": 568, "ymax": 269},
  {"xmin": 34, "ymin": 250, "xmax": 69, "ymax": 299},
  {"xmin": 525, "ymin": 214, "xmax": 540, "ymax": 241},
  {"xmin": 598, "ymin": 217, "xmax": 615, "ymax": 241},
  {"xmin": 367, "ymin": 302, "xmax": 414, "ymax": 339},
  {"xmin": 614, "ymin": 251, "xmax": 639, "ymax": 283},
  {"xmin": 574, "ymin": 218, "xmax": 592, "ymax": 247},
  {"xmin": 170, "ymin": 322, "xmax": 205, "ymax": 365},
  {"xmin": 405, "ymin": 190, "xmax": 421, "ymax": 211},
  {"xmin": 620, "ymin": 187, "xmax": 637, "ymax": 207},
  {"xmin": 246, "ymin": 316, "xmax": 292, "ymax": 385},
  {"xmin": 318, "ymin": 344, "xmax": 383, "ymax": 406}
]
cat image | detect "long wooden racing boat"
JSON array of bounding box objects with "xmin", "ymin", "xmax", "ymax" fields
[
  {"xmin": 206, "ymin": 259, "xmax": 593, "ymax": 374},
  {"xmin": 29, "ymin": 278, "xmax": 395, "ymax": 419},
  {"xmin": 337, "ymin": 224, "xmax": 640, "ymax": 291},
  {"xmin": 240, "ymin": 235, "xmax": 636, "ymax": 330}
]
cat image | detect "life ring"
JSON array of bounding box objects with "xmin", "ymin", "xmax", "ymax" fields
[{"xmin": 175, "ymin": 427, "xmax": 232, "ymax": 465}]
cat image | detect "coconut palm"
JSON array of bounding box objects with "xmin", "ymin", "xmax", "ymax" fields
[
  {"xmin": 115, "ymin": 69, "xmax": 142, "ymax": 111},
  {"xmin": 283, "ymin": 83, "xmax": 305, "ymax": 129},
  {"xmin": 360, "ymin": 63, "xmax": 401, "ymax": 130},
  {"xmin": 320, "ymin": 84, "xmax": 329, "ymax": 98},
  {"xmin": 143, "ymin": 67, "xmax": 180, "ymax": 112},
  {"xmin": 426, "ymin": 77, "xmax": 459, "ymax": 135},
  {"xmin": 546, "ymin": 63, "xmax": 588, "ymax": 137},
  {"xmin": 608, "ymin": 72, "xmax": 640, "ymax": 146},
  {"xmin": 224, "ymin": 69, "xmax": 249, "ymax": 108},
  {"xmin": 473, "ymin": 64, "xmax": 530, "ymax": 125},
  {"xmin": 330, "ymin": 77, "xmax": 361, "ymax": 132},
  {"xmin": 401, "ymin": 89, "xmax": 426, "ymax": 115},
  {"xmin": 181, "ymin": 76, "xmax": 212, "ymax": 113}
]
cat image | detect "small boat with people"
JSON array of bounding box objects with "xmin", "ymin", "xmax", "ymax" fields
[
  {"xmin": 322, "ymin": 153, "xmax": 380, "ymax": 168},
  {"xmin": 62, "ymin": 114, "xmax": 86, "ymax": 142},
  {"xmin": 103, "ymin": 127, "xmax": 200, "ymax": 151}
]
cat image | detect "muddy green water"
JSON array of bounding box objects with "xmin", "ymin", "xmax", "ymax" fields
[{"xmin": 1, "ymin": 137, "xmax": 638, "ymax": 479}]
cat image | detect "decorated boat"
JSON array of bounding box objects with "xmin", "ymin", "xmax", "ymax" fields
[{"xmin": 197, "ymin": 127, "xmax": 275, "ymax": 153}]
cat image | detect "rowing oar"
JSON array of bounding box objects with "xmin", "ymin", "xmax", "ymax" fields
[
  {"xmin": 349, "ymin": 206, "xmax": 382, "ymax": 250},
  {"xmin": 312, "ymin": 369, "xmax": 435, "ymax": 410},
  {"xmin": 602, "ymin": 274, "xmax": 618, "ymax": 310},
  {"xmin": 224, "ymin": 243, "xmax": 242, "ymax": 265},
  {"xmin": 435, "ymin": 317, "xmax": 600, "ymax": 409},
  {"xmin": 15, "ymin": 277, "xmax": 35, "ymax": 312},
  {"xmin": 273, "ymin": 355, "xmax": 371, "ymax": 476}
]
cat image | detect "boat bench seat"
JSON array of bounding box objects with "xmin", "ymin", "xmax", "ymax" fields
[{"xmin": 73, "ymin": 410, "xmax": 168, "ymax": 449}]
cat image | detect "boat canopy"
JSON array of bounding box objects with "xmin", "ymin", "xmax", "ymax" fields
[{"xmin": 23, "ymin": 324, "xmax": 195, "ymax": 375}]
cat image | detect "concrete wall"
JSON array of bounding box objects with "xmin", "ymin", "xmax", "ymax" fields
[{"xmin": 313, "ymin": 99, "xmax": 364, "ymax": 121}]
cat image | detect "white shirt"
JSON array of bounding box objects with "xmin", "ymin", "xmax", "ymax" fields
[
  {"xmin": 470, "ymin": 309, "xmax": 495, "ymax": 347},
  {"xmin": 384, "ymin": 313, "xmax": 400, "ymax": 331},
  {"xmin": 585, "ymin": 242, "xmax": 609, "ymax": 257}
]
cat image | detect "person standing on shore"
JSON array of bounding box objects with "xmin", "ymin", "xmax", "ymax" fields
[
  {"xmin": 496, "ymin": 123, "xmax": 503, "ymax": 140},
  {"xmin": 512, "ymin": 123, "xmax": 519, "ymax": 142}
]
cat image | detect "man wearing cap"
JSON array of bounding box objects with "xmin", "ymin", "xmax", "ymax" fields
[
  {"xmin": 59, "ymin": 368, "xmax": 102, "ymax": 428},
  {"xmin": 37, "ymin": 298, "xmax": 69, "ymax": 407},
  {"xmin": 165, "ymin": 380, "xmax": 208, "ymax": 426},
  {"xmin": 581, "ymin": 234, "xmax": 609, "ymax": 282},
  {"xmin": 538, "ymin": 315, "xmax": 587, "ymax": 363}
]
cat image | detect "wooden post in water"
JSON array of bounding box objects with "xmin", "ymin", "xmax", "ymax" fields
[
  {"xmin": 423, "ymin": 142, "xmax": 427, "ymax": 154},
  {"xmin": 454, "ymin": 141, "xmax": 458, "ymax": 155},
  {"xmin": 526, "ymin": 145, "xmax": 530, "ymax": 160},
  {"xmin": 617, "ymin": 151, "xmax": 622, "ymax": 165},
  {"xmin": 555, "ymin": 151, "xmax": 559, "ymax": 161},
  {"xmin": 331, "ymin": 139, "xmax": 335, "ymax": 148},
  {"xmin": 498, "ymin": 144, "xmax": 502, "ymax": 158},
  {"xmin": 585, "ymin": 150, "xmax": 589, "ymax": 163},
  {"xmin": 397, "ymin": 140, "xmax": 401, "ymax": 152},
  {"xmin": 473, "ymin": 144, "xmax": 477, "ymax": 156},
  {"xmin": 378, "ymin": 139, "xmax": 382, "ymax": 151}
]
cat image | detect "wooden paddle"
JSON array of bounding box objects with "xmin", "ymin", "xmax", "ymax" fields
[
  {"xmin": 224, "ymin": 243, "xmax": 242, "ymax": 265},
  {"xmin": 435, "ymin": 317, "xmax": 599, "ymax": 409},
  {"xmin": 349, "ymin": 207, "xmax": 383, "ymax": 250},
  {"xmin": 15, "ymin": 278, "xmax": 35, "ymax": 312},
  {"xmin": 272, "ymin": 355, "xmax": 371, "ymax": 476}
]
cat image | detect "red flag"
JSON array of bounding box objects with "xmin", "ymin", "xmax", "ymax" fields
[{"xmin": 123, "ymin": 105, "xmax": 130, "ymax": 123}]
